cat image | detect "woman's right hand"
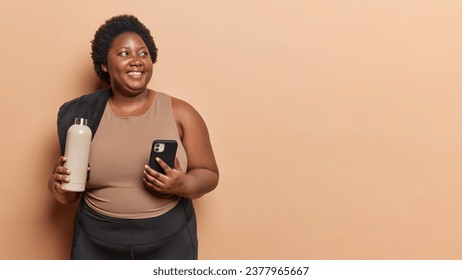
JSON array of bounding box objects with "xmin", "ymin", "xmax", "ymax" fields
[{"xmin": 48, "ymin": 156, "xmax": 81, "ymax": 204}]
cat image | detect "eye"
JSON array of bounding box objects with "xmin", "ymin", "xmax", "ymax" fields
[
  {"xmin": 139, "ymin": 50, "xmax": 149, "ymax": 57},
  {"xmin": 118, "ymin": 51, "xmax": 129, "ymax": 57}
]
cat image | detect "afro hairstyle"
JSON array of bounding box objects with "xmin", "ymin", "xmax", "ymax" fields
[{"xmin": 91, "ymin": 14, "xmax": 158, "ymax": 84}]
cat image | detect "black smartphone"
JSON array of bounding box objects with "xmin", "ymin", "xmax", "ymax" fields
[{"xmin": 148, "ymin": 140, "xmax": 178, "ymax": 174}]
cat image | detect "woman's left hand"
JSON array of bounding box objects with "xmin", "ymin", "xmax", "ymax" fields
[{"xmin": 143, "ymin": 157, "xmax": 187, "ymax": 196}]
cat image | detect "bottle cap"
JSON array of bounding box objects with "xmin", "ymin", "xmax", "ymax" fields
[{"xmin": 74, "ymin": 118, "xmax": 88, "ymax": 126}]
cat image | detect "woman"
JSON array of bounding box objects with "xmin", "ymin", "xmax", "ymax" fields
[{"xmin": 48, "ymin": 15, "xmax": 219, "ymax": 260}]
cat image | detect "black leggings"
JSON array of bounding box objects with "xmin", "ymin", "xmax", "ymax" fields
[{"xmin": 71, "ymin": 198, "xmax": 198, "ymax": 260}]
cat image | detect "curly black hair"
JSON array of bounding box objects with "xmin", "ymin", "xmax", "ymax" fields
[{"xmin": 91, "ymin": 14, "xmax": 158, "ymax": 84}]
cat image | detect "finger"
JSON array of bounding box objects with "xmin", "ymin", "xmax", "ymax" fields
[
  {"xmin": 57, "ymin": 156, "xmax": 67, "ymax": 166},
  {"xmin": 144, "ymin": 165, "xmax": 164, "ymax": 180},
  {"xmin": 54, "ymin": 181, "xmax": 68, "ymax": 193},
  {"xmin": 172, "ymin": 157, "xmax": 183, "ymax": 173},
  {"xmin": 143, "ymin": 176, "xmax": 155, "ymax": 187},
  {"xmin": 143, "ymin": 176, "xmax": 164, "ymax": 192},
  {"xmin": 155, "ymin": 157, "xmax": 173, "ymax": 175},
  {"xmin": 54, "ymin": 173, "xmax": 70, "ymax": 184},
  {"xmin": 55, "ymin": 165, "xmax": 71, "ymax": 176},
  {"xmin": 53, "ymin": 175, "xmax": 67, "ymax": 190},
  {"xmin": 55, "ymin": 156, "xmax": 70, "ymax": 175},
  {"xmin": 144, "ymin": 168, "xmax": 164, "ymax": 185}
]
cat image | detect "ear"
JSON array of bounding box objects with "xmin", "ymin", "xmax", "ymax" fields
[{"xmin": 101, "ymin": 64, "xmax": 108, "ymax": 72}]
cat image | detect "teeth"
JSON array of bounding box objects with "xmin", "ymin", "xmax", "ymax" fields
[{"xmin": 127, "ymin": 71, "xmax": 142, "ymax": 76}]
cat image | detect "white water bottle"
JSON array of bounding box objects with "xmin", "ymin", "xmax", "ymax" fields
[{"xmin": 63, "ymin": 118, "xmax": 92, "ymax": 192}]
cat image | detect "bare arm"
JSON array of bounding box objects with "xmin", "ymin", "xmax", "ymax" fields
[{"xmin": 144, "ymin": 98, "xmax": 219, "ymax": 199}]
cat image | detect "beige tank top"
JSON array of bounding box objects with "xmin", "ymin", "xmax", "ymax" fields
[{"xmin": 84, "ymin": 92, "xmax": 187, "ymax": 219}]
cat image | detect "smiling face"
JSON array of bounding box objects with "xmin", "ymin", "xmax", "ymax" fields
[{"xmin": 102, "ymin": 32, "xmax": 153, "ymax": 96}]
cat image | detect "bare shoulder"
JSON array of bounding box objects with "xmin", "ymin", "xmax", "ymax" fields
[
  {"xmin": 171, "ymin": 96, "xmax": 205, "ymax": 124},
  {"xmin": 171, "ymin": 96, "xmax": 193, "ymax": 111}
]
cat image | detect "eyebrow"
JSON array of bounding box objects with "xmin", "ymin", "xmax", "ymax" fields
[
  {"xmin": 113, "ymin": 47, "xmax": 148, "ymax": 54},
  {"xmin": 115, "ymin": 46, "xmax": 148, "ymax": 50}
]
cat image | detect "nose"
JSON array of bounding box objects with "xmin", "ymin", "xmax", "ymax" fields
[{"xmin": 129, "ymin": 57, "xmax": 142, "ymax": 67}]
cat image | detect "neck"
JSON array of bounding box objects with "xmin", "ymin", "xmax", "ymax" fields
[{"xmin": 109, "ymin": 89, "xmax": 155, "ymax": 117}]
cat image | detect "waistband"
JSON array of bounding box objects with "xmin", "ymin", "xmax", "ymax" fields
[{"xmin": 76, "ymin": 197, "xmax": 195, "ymax": 245}]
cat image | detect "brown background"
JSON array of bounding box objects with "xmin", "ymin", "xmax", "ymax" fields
[{"xmin": 1, "ymin": 0, "xmax": 461, "ymax": 259}]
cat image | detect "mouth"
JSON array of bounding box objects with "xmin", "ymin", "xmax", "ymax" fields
[{"xmin": 126, "ymin": 71, "xmax": 144, "ymax": 78}]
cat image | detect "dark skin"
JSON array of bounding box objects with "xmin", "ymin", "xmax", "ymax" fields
[{"xmin": 49, "ymin": 32, "xmax": 219, "ymax": 203}]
